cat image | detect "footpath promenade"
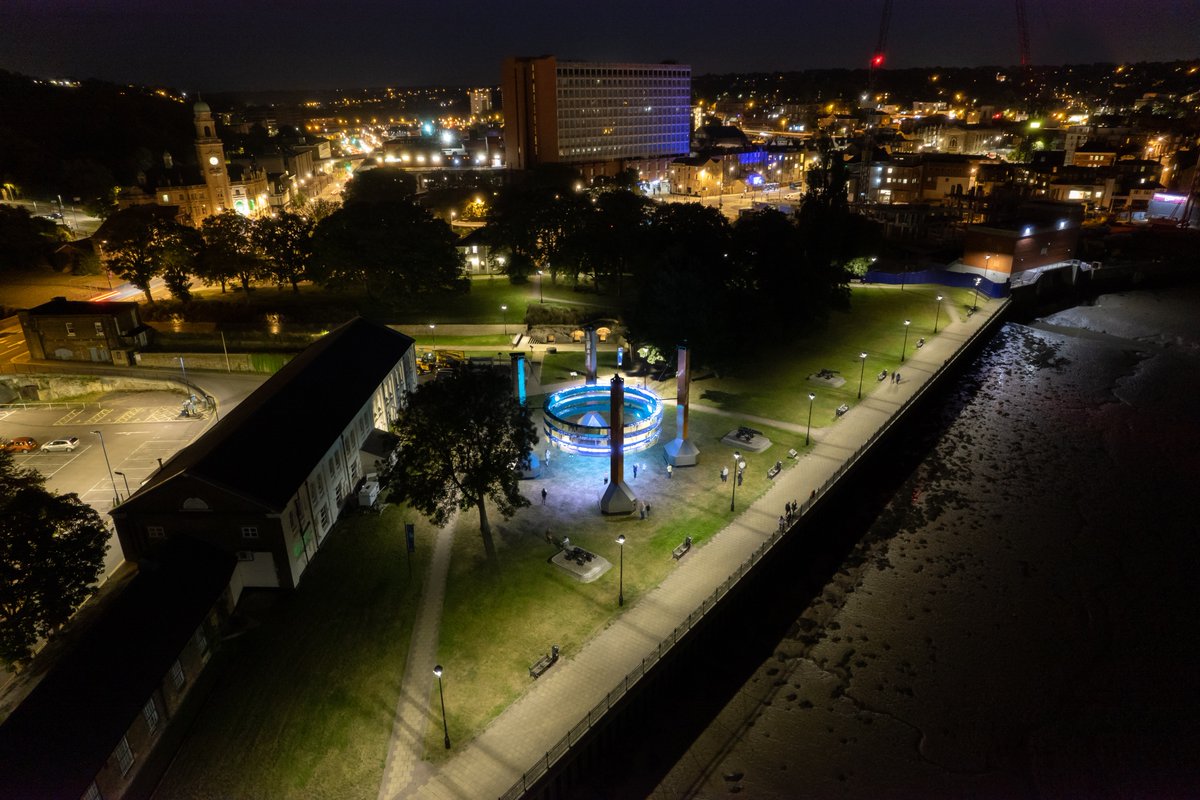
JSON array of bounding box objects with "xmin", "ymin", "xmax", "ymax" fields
[{"xmin": 390, "ymin": 296, "xmax": 1008, "ymax": 800}]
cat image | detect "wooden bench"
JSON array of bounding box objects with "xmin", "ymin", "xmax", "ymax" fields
[
  {"xmin": 529, "ymin": 645, "xmax": 560, "ymax": 679},
  {"xmin": 672, "ymin": 536, "xmax": 693, "ymax": 559}
]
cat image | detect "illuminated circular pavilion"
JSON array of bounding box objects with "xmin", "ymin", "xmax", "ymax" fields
[{"xmin": 542, "ymin": 384, "xmax": 663, "ymax": 456}]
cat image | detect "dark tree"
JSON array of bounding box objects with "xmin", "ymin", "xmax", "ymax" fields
[
  {"xmin": 0, "ymin": 451, "xmax": 108, "ymax": 667},
  {"xmin": 100, "ymin": 205, "xmax": 189, "ymax": 303},
  {"xmin": 309, "ymin": 200, "xmax": 464, "ymax": 300},
  {"xmin": 341, "ymin": 167, "xmax": 418, "ymax": 205},
  {"xmin": 0, "ymin": 205, "xmax": 58, "ymax": 271},
  {"xmin": 157, "ymin": 223, "xmax": 202, "ymax": 301},
  {"xmin": 383, "ymin": 368, "xmax": 537, "ymax": 561},
  {"xmin": 199, "ymin": 211, "xmax": 263, "ymax": 293},
  {"xmin": 254, "ymin": 211, "xmax": 313, "ymax": 292}
]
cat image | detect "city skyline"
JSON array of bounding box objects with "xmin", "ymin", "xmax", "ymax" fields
[{"xmin": 0, "ymin": 0, "xmax": 1196, "ymax": 92}]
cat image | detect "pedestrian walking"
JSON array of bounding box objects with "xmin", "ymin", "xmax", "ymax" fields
[
  {"xmin": 633, "ymin": 463, "xmax": 639, "ymax": 479},
  {"xmin": 646, "ymin": 502, "xmax": 652, "ymax": 517},
  {"xmin": 544, "ymin": 448, "xmax": 551, "ymax": 464},
  {"xmin": 720, "ymin": 466, "xmax": 729, "ymax": 483},
  {"xmin": 666, "ymin": 464, "xmax": 673, "ymax": 479},
  {"xmin": 603, "ymin": 477, "xmax": 609, "ymax": 485},
  {"xmin": 895, "ymin": 371, "xmax": 901, "ymax": 383},
  {"xmin": 639, "ymin": 500, "xmax": 646, "ymax": 520},
  {"xmin": 541, "ymin": 487, "xmax": 547, "ymax": 505},
  {"xmin": 737, "ymin": 470, "xmax": 743, "ymax": 487},
  {"xmin": 779, "ymin": 515, "xmax": 786, "ymax": 532}
]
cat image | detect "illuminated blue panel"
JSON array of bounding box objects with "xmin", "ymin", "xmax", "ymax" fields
[
  {"xmin": 542, "ymin": 384, "xmax": 664, "ymax": 456},
  {"xmin": 516, "ymin": 355, "xmax": 527, "ymax": 406}
]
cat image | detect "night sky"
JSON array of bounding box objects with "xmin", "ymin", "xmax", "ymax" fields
[{"xmin": 0, "ymin": 0, "xmax": 1195, "ymax": 92}]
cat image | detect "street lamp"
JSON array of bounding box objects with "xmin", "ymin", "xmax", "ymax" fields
[
  {"xmin": 428, "ymin": 323, "xmax": 436, "ymax": 350},
  {"xmin": 433, "ymin": 665, "xmax": 450, "ymax": 749},
  {"xmin": 500, "ymin": 304, "xmax": 508, "ymax": 335},
  {"xmin": 984, "ymin": 253, "xmax": 992, "ymax": 282},
  {"xmin": 901, "ymin": 319, "xmax": 911, "ymax": 362},
  {"xmin": 805, "ymin": 393, "xmax": 816, "ymax": 446},
  {"xmin": 858, "ymin": 352, "xmax": 868, "ymax": 399},
  {"xmin": 616, "ymin": 534, "xmax": 626, "ymax": 606},
  {"xmin": 537, "ymin": 269, "xmax": 544, "ymax": 303},
  {"xmin": 113, "ymin": 470, "xmax": 131, "ymax": 500},
  {"xmin": 730, "ymin": 451, "xmax": 742, "ymax": 512},
  {"xmin": 934, "ymin": 295, "xmax": 944, "ymax": 333},
  {"xmin": 972, "ymin": 277, "xmax": 982, "ymax": 312},
  {"xmin": 91, "ymin": 430, "xmax": 119, "ymax": 506}
]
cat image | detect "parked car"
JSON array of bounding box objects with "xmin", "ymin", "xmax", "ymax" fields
[
  {"xmin": 40, "ymin": 437, "xmax": 80, "ymax": 452},
  {"xmin": 1, "ymin": 437, "xmax": 38, "ymax": 453}
]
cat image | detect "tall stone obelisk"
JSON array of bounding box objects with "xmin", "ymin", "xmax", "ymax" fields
[
  {"xmin": 600, "ymin": 374, "xmax": 637, "ymax": 514},
  {"xmin": 664, "ymin": 343, "xmax": 699, "ymax": 466}
]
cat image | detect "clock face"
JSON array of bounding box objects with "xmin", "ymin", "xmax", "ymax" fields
[{"xmin": 208, "ymin": 155, "xmax": 220, "ymax": 166}]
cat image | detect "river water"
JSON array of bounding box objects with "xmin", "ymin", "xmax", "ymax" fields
[{"xmin": 653, "ymin": 284, "xmax": 1200, "ymax": 799}]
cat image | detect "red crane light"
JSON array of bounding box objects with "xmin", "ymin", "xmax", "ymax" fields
[{"xmin": 871, "ymin": 54, "xmax": 885, "ymax": 67}]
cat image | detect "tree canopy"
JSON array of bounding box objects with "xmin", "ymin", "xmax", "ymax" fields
[
  {"xmin": 382, "ymin": 368, "xmax": 537, "ymax": 560},
  {"xmin": 0, "ymin": 451, "xmax": 108, "ymax": 667}
]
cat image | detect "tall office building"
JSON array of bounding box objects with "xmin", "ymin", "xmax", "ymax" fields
[
  {"xmin": 469, "ymin": 88, "xmax": 493, "ymax": 117},
  {"xmin": 502, "ymin": 56, "xmax": 691, "ymax": 180}
]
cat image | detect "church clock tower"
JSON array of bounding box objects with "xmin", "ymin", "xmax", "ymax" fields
[{"xmin": 193, "ymin": 100, "xmax": 232, "ymax": 220}]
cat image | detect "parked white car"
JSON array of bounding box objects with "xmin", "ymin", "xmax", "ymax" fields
[{"xmin": 41, "ymin": 437, "xmax": 80, "ymax": 452}]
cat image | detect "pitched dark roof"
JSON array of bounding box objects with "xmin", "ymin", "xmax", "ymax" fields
[
  {"xmin": 25, "ymin": 297, "xmax": 139, "ymax": 316},
  {"xmin": 0, "ymin": 537, "xmax": 235, "ymax": 800},
  {"xmin": 122, "ymin": 317, "xmax": 413, "ymax": 512}
]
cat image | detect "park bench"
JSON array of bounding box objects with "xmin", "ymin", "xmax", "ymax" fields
[
  {"xmin": 529, "ymin": 644, "xmax": 560, "ymax": 679},
  {"xmin": 836, "ymin": 403, "xmax": 849, "ymax": 417},
  {"xmin": 672, "ymin": 536, "xmax": 693, "ymax": 559},
  {"xmin": 767, "ymin": 460, "xmax": 783, "ymax": 479}
]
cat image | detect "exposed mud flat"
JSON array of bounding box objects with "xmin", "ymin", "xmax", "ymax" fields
[{"xmin": 655, "ymin": 286, "xmax": 1200, "ymax": 799}]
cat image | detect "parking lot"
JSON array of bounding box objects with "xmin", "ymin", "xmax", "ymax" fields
[{"xmin": 1, "ymin": 391, "xmax": 212, "ymax": 576}]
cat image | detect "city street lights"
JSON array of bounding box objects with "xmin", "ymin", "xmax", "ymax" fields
[
  {"xmin": 428, "ymin": 323, "xmax": 436, "ymax": 350},
  {"xmin": 984, "ymin": 253, "xmax": 992, "ymax": 282},
  {"xmin": 537, "ymin": 269, "xmax": 545, "ymax": 303},
  {"xmin": 616, "ymin": 534, "xmax": 626, "ymax": 606},
  {"xmin": 730, "ymin": 451, "xmax": 743, "ymax": 512},
  {"xmin": 113, "ymin": 470, "xmax": 131, "ymax": 500},
  {"xmin": 433, "ymin": 665, "xmax": 450, "ymax": 749},
  {"xmin": 934, "ymin": 295, "xmax": 944, "ymax": 333},
  {"xmin": 805, "ymin": 393, "xmax": 816, "ymax": 446},
  {"xmin": 972, "ymin": 277, "xmax": 982, "ymax": 312},
  {"xmin": 500, "ymin": 304, "xmax": 508, "ymax": 335},
  {"xmin": 858, "ymin": 352, "xmax": 868, "ymax": 399},
  {"xmin": 901, "ymin": 319, "xmax": 912, "ymax": 362},
  {"xmin": 91, "ymin": 430, "xmax": 119, "ymax": 506}
]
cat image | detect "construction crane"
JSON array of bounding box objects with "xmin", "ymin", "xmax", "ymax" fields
[
  {"xmin": 871, "ymin": 0, "xmax": 893, "ymax": 73},
  {"xmin": 1015, "ymin": 0, "xmax": 1031, "ymax": 67}
]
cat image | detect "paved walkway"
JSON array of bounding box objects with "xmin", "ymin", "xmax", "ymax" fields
[
  {"xmin": 384, "ymin": 298, "xmax": 1007, "ymax": 800},
  {"xmin": 378, "ymin": 518, "xmax": 458, "ymax": 800}
]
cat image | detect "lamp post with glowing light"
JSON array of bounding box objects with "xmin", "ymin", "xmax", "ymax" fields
[
  {"xmin": 858, "ymin": 352, "xmax": 868, "ymax": 399},
  {"xmin": 500, "ymin": 304, "xmax": 508, "ymax": 335},
  {"xmin": 730, "ymin": 451, "xmax": 743, "ymax": 512},
  {"xmin": 433, "ymin": 665, "xmax": 450, "ymax": 749},
  {"xmin": 901, "ymin": 319, "xmax": 911, "ymax": 362},
  {"xmin": 428, "ymin": 323, "xmax": 436, "ymax": 350},
  {"xmin": 113, "ymin": 470, "xmax": 131, "ymax": 500},
  {"xmin": 934, "ymin": 295, "xmax": 944, "ymax": 333},
  {"xmin": 973, "ymin": 277, "xmax": 982, "ymax": 312},
  {"xmin": 92, "ymin": 430, "xmax": 119, "ymax": 506},
  {"xmin": 616, "ymin": 534, "xmax": 626, "ymax": 606},
  {"xmin": 805, "ymin": 393, "xmax": 816, "ymax": 446},
  {"xmin": 537, "ymin": 270, "xmax": 544, "ymax": 303}
]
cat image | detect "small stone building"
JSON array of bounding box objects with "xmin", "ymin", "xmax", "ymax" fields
[{"xmin": 18, "ymin": 297, "xmax": 151, "ymax": 366}]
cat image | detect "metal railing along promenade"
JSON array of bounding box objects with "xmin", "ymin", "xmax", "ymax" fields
[{"xmin": 497, "ymin": 301, "xmax": 1010, "ymax": 800}]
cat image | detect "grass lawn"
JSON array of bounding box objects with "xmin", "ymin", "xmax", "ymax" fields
[
  {"xmin": 691, "ymin": 284, "xmax": 977, "ymax": 425},
  {"xmin": 538, "ymin": 349, "xmax": 625, "ymax": 383},
  {"xmin": 410, "ymin": 334, "xmax": 515, "ymax": 348},
  {"xmin": 155, "ymin": 507, "xmax": 431, "ymax": 800},
  {"xmin": 426, "ymin": 408, "xmax": 804, "ymax": 759}
]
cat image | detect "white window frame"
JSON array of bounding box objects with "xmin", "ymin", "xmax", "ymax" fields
[
  {"xmin": 143, "ymin": 697, "xmax": 159, "ymax": 733},
  {"xmin": 82, "ymin": 783, "xmax": 102, "ymax": 800},
  {"xmin": 169, "ymin": 659, "xmax": 185, "ymax": 689},
  {"xmin": 94, "ymin": 321, "xmax": 104, "ymax": 336},
  {"xmin": 65, "ymin": 322, "xmax": 76, "ymax": 337},
  {"xmin": 114, "ymin": 736, "xmax": 134, "ymax": 776},
  {"xmin": 147, "ymin": 525, "xmax": 165, "ymax": 539},
  {"xmin": 240, "ymin": 525, "xmax": 259, "ymax": 539}
]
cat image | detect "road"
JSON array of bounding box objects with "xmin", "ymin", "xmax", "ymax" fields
[{"xmin": 0, "ymin": 199, "xmax": 101, "ymax": 240}]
